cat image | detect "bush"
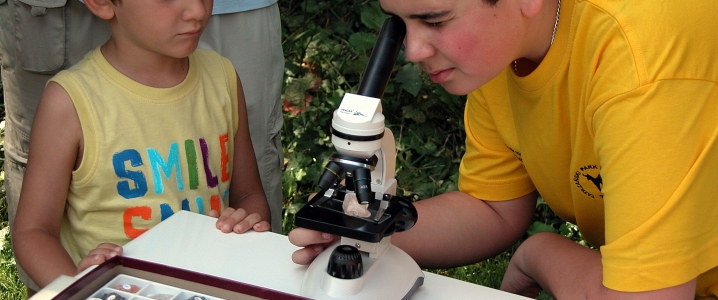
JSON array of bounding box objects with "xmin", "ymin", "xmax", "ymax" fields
[{"xmin": 279, "ymin": 0, "xmax": 467, "ymax": 233}]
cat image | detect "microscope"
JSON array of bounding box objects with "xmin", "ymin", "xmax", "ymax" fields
[{"xmin": 294, "ymin": 16, "xmax": 424, "ymax": 299}]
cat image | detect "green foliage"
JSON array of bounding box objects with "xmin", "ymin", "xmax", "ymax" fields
[
  {"xmin": 530, "ymin": 196, "xmax": 595, "ymax": 249},
  {"xmin": 279, "ymin": 0, "xmax": 467, "ymax": 222},
  {"xmin": 427, "ymin": 243, "xmax": 519, "ymax": 289},
  {"xmin": 0, "ymin": 225, "xmax": 26, "ymax": 300},
  {"xmin": 0, "ymin": 122, "xmax": 25, "ymax": 299}
]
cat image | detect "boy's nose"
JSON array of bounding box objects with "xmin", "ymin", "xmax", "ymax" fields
[
  {"xmin": 183, "ymin": 0, "xmax": 210, "ymax": 21},
  {"xmin": 403, "ymin": 29, "xmax": 434, "ymax": 63}
]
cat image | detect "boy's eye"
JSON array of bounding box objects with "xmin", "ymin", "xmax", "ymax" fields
[{"xmin": 424, "ymin": 21, "xmax": 444, "ymax": 27}]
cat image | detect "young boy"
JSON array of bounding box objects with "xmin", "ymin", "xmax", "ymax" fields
[{"xmin": 11, "ymin": 0, "xmax": 271, "ymax": 289}]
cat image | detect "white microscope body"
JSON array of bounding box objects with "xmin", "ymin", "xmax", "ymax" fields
[
  {"xmin": 298, "ymin": 93, "xmax": 423, "ymax": 300},
  {"xmin": 331, "ymin": 93, "xmax": 396, "ymax": 197},
  {"xmin": 293, "ymin": 16, "xmax": 424, "ymax": 300}
]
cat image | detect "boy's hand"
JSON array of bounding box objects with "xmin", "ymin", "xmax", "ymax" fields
[
  {"xmin": 77, "ymin": 243, "xmax": 122, "ymax": 274},
  {"xmin": 500, "ymin": 249, "xmax": 542, "ymax": 298},
  {"xmin": 209, "ymin": 208, "xmax": 271, "ymax": 233},
  {"xmin": 287, "ymin": 228, "xmax": 339, "ymax": 265}
]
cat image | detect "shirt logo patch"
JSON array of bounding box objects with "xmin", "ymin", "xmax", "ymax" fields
[{"xmin": 573, "ymin": 165, "xmax": 603, "ymax": 199}]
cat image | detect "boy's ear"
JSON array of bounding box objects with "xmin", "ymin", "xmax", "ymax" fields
[
  {"xmin": 83, "ymin": 0, "xmax": 116, "ymax": 20},
  {"xmin": 519, "ymin": 0, "xmax": 544, "ymax": 18}
]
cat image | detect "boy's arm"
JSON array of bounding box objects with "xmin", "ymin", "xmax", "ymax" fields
[
  {"xmin": 11, "ymin": 82, "xmax": 84, "ymax": 288},
  {"xmin": 214, "ymin": 73, "xmax": 271, "ymax": 233},
  {"xmin": 390, "ymin": 190, "xmax": 538, "ymax": 268},
  {"xmin": 501, "ymin": 232, "xmax": 696, "ymax": 299}
]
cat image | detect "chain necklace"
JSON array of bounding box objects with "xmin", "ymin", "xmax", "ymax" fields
[{"xmin": 513, "ymin": 0, "xmax": 561, "ymax": 75}]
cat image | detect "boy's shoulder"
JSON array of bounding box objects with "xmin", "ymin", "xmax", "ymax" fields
[
  {"xmin": 193, "ymin": 48, "xmax": 227, "ymax": 62},
  {"xmin": 193, "ymin": 48, "xmax": 220, "ymax": 56},
  {"xmin": 50, "ymin": 47, "xmax": 103, "ymax": 83},
  {"xmin": 192, "ymin": 48, "xmax": 234, "ymax": 72}
]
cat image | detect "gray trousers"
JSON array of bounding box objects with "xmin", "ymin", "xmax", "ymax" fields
[
  {"xmin": 199, "ymin": 4, "xmax": 285, "ymax": 235},
  {"xmin": 0, "ymin": 0, "xmax": 284, "ymax": 290}
]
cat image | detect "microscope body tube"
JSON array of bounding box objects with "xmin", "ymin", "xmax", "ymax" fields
[
  {"xmin": 331, "ymin": 15, "xmax": 405, "ymax": 149},
  {"xmin": 321, "ymin": 16, "xmax": 406, "ymax": 202},
  {"xmin": 356, "ymin": 16, "xmax": 407, "ymax": 99}
]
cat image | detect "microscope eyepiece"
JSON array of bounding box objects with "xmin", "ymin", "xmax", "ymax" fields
[{"xmin": 357, "ymin": 15, "xmax": 406, "ymax": 99}]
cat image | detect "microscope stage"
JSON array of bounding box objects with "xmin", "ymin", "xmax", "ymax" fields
[{"xmin": 294, "ymin": 193, "xmax": 415, "ymax": 243}]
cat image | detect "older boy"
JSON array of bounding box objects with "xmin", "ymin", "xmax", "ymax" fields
[{"xmin": 290, "ymin": 0, "xmax": 718, "ymax": 298}]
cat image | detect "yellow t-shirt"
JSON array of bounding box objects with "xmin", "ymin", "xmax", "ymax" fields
[
  {"xmin": 51, "ymin": 48, "xmax": 239, "ymax": 265},
  {"xmin": 458, "ymin": 0, "xmax": 718, "ymax": 296}
]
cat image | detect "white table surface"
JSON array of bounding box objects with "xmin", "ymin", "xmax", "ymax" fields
[
  {"xmin": 122, "ymin": 210, "xmax": 527, "ymax": 299},
  {"xmin": 34, "ymin": 210, "xmax": 529, "ymax": 299}
]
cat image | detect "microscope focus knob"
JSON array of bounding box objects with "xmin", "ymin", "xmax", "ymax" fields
[{"xmin": 327, "ymin": 245, "xmax": 363, "ymax": 279}]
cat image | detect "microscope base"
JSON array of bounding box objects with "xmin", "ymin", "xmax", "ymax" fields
[{"xmin": 300, "ymin": 242, "xmax": 424, "ymax": 299}]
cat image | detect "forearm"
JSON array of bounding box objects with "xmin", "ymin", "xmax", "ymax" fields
[
  {"xmin": 12, "ymin": 228, "xmax": 78, "ymax": 288},
  {"xmin": 516, "ymin": 233, "xmax": 696, "ymax": 299},
  {"xmin": 516, "ymin": 232, "xmax": 604, "ymax": 298},
  {"xmin": 392, "ymin": 191, "xmax": 537, "ymax": 269}
]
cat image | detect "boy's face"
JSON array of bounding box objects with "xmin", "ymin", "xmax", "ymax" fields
[
  {"xmin": 380, "ymin": 0, "xmax": 522, "ymax": 95},
  {"xmin": 110, "ymin": 0, "xmax": 213, "ymax": 59}
]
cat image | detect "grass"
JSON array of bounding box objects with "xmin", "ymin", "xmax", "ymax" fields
[
  {"xmin": 0, "ymin": 133, "xmax": 28, "ymax": 298},
  {"xmin": 0, "ymin": 224, "xmax": 27, "ymax": 300}
]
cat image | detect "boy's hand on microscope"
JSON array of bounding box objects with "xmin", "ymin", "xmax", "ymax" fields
[
  {"xmin": 77, "ymin": 243, "xmax": 122, "ymax": 273},
  {"xmin": 288, "ymin": 228, "xmax": 340, "ymax": 265},
  {"xmin": 210, "ymin": 208, "xmax": 271, "ymax": 234}
]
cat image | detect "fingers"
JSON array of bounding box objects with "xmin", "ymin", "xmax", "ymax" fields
[
  {"xmin": 288, "ymin": 228, "xmax": 336, "ymax": 247},
  {"xmin": 215, "ymin": 207, "xmax": 245, "ymax": 232},
  {"xmin": 215, "ymin": 208, "xmax": 268, "ymax": 233},
  {"xmin": 231, "ymin": 212, "xmax": 263, "ymax": 234},
  {"xmin": 252, "ymin": 220, "xmax": 271, "ymax": 232},
  {"xmin": 89, "ymin": 243, "xmax": 123, "ymax": 256},
  {"xmin": 77, "ymin": 243, "xmax": 122, "ymax": 273},
  {"xmin": 287, "ymin": 228, "xmax": 338, "ymax": 265},
  {"xmin": 291, "ymin": 245, "xmax": 326, "ymax": 265}
]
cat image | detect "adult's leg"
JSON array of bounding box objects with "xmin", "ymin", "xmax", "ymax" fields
[
  {"xmin": 199, "ymin": 3, "xmax": 285, "ymax": 233},
  {"xmin": 0, "ymin": 0, "xmax": 109, "ymax": 291}
]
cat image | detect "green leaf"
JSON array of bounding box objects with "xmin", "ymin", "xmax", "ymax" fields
[
  {"xmin": 402, "ymin": 105, "xmax": 426, "ymax": 123},
  {"xmin": 394, "ymin": 63, "xmax": 423, "ymax": 96},
  {"xmin": 348, "ymin": 32, "xmax": 377, "ymax": 54},
  {"xmin": 526, "ymin": 221, "xmax": 558, "ymax": 236},
  {"xmin": 285, "ymin": 202, "xmax": 305, "ymax": 215},
  {"xmin": 360, "ymin": 2, "xmax": 388, "ymax": 30},
  {"xmin": 302, "ymin": 0, "xmax": 325, "ymax": 14},
  {"xmin": 417, "ymin": 141, "xmax": 437, "ymax": 156}
]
